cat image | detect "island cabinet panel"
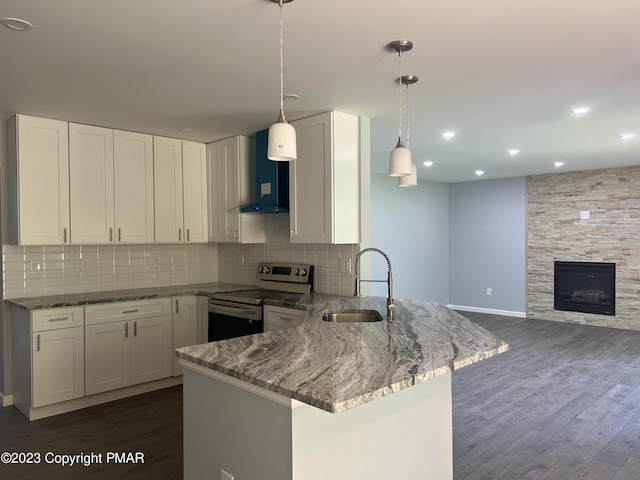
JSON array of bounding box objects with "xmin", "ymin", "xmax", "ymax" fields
[
  {"xmin": 11, "ymin": 306, "xmax": 85, "ymax": 417},
  {"xmin": 171, "ymin": 296, "xmax": 198, "ymax": 376},
  {"xmin": 8, "ymin": 114, "xmax": 71, "ymax": 245},
  {"xmin": 85, "ymin": 299, "xmax": 172, "ymax": 395},
  {"xmin": 182, "ymin": 367, "xmax": 453, "ymax": 480},
  {"xmin": 289, "ymin": 111, "xmax": 360, "ymax": 244},
  {"xmin": 263, "ymin": 305, "xmax": 305, "ymax": 332},
  {"xmin": 207, "ymin": 136, "xmax": 265, "ymax": 244}
]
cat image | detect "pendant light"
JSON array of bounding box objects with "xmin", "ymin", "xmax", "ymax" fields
[
  {"xmin": 388, "ymin": 40, "xmax": 413, "ymax": 177},
  {"xmin": 267, "ymin": 0, "xmax": 297, "ymax": 161},
  {"xmin": 399, "ymin": 75, "xmax": 418, "ymax": 187}
]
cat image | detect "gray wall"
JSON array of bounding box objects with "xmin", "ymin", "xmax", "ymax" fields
[
  {"xmin": 1, "ymin": 119, "xmax": 7, "ymax": 398},
  {"xmin": 370, "ymin": 174, "xmax": 450, "ymax": 304},
  {"xmin": 449, "ymin": 177, "xmax": 526, "ymax": 313}
]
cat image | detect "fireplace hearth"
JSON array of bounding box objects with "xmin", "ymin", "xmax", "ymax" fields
[{"xmin": 554, "ymin": 261, "xmax": 615, "ymax": 316}]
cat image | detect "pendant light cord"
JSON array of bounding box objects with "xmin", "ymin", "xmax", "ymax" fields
[
  {"xmin": 279, "ymin": 0, "xmax": 284, "ymax": 114},
  {"xmin": 397, "ymin": 51, "xmax": 403, "ymax": 139},
  {"xmin": 406, "ymin": 81, "xmax": 410, "ymax": 147}
]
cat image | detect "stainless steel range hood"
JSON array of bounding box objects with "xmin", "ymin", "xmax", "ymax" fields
[{"xmin": 239, "ymin": 129, "xmax": 290, "ymax": 213}]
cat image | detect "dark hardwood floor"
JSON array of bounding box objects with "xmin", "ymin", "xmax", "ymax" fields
[
  {"xmin": 0, "ymin": 386, "xmax": 183, "ymax": 479},
  {"xmin": 453, "ymin": 312, "xmax": 640, "ymax": 480},
  {"xmin": 2, "ymin": 312, "xmax": 640, "ymax": 479}
]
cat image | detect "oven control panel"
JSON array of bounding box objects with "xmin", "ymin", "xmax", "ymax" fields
[{"xmin": 256, "ymin": 263, "xmax": 313, "ymax": 284}]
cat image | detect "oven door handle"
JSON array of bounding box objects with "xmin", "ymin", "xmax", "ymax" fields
[{"xmin": 209, "ymin": 304, "xmax": 259, "ymax": 317}]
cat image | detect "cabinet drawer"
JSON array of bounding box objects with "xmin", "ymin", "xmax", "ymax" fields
[
  {"xmin": 85, "ymin": 298, "xmax": 171, "ymax": 326},
  {"xmin": 31, "ymin": 307, "xmax": 84, "ymax": 332},
  {"xmin": 263, "ymin": 306, "xmax": 306, "ymax": 330}
]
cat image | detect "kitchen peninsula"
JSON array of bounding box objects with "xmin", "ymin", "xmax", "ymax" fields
[{"xmin": 177, "ymin": 295, "xmax": 508, "ymax": 480}]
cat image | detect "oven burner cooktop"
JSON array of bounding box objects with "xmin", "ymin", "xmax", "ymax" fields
[
  {"xmin": 209, "ymin": 262, "xmax": 314, "ymax": 305},
  {"xmin": 210, "ymin": 289, "xmax": 304, "ymax": 305}
]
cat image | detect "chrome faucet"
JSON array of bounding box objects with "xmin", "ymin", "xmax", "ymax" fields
[{"xmin": 354, "ymin": 247, "xmax": 395, "ymax": 313}]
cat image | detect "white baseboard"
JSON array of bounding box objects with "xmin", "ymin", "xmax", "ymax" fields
[
  {"xmin": 447, "ymin": 304, "xmax": 526, "ymax": 318},
  {"xmin": 1, "ymin": 391, "xmax": 14, "ymax": 407}
]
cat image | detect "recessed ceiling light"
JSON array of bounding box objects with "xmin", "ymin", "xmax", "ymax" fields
[
  {"xmin": 475, "ymin": 170, "xmax": 484, "ymax": 176},
  {"xmin": 621, "ymin": 133, "xmax": 636, "ymax": 140},
  {"xmin": 180, "ymin": 128, "xmax": 193, "ymax": 133},
  {"xmin": 424, "ymin": 161, "xmax": 433, "ymax": 167},
  {"xmin": 554, "ymin": 162, "xmax": 565, "ymax": 167},
  {"xmin": 508, "ymin": 149, "xmax": 520, "ymax": 156},
  {"xmin": 571, "ymin": 107, "xmax": 590, "ymax": 115},
  {"xmin": 0, "ymin": 17, "xmax": 33, "ymax": 31},
  {"xmin": 442, "ymin": 131, "xmax": 456, "ymax": 140},
  {"xmin": 283, "ymin": 94, "xmax": 300, "ymax": 101}
]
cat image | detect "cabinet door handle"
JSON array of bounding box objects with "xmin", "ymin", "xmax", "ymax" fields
[
  {"xmin": 175, "ymin": 299, "xmax": 179, "ymax": 314},
  {"xmin": 125, "ymin": 323, "xmax": 129, "ymax": 338},
  {"xmin": 63, "ymin": 227, "xmax": 68, "ymax": 243},
  {"xmin": 134, "ymin": 321, "xmax": 138, "ymax": 337},
  {"xmin": 48, "ymin": 317, "xmax": 70, "ymax": 322},
  {"xmin": 37, "ymin": 334, "xmax": 41, "ymax": 352},
  {"xmin": 118, "ymin": 227, "xmax": 122, "ymax": 242},
  {"xmin": 178, "ymin": 228, "xmax": 182, "ymax": 242},
  {"xmin": 122, "ymin": 309, "xmax": 139, "ymax": 314},
  {"xmin": 280, "ymin": 316, "xmax": 292, "ymax": 322},
  {"xmin": 109, "ymin": 227, "xmax": 113, "ymax": 242},
  {"xmin": 187, "ymin": 229, "xmax": 190, "ymax": 242}
]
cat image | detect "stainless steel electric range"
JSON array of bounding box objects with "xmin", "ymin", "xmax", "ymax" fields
[{"xmin": 207, "ymin": 262, "xmax": 314, "ymax": 341}]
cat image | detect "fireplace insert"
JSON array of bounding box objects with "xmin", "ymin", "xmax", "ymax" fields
[{"xmin": 554, "ymin": 261, "xmax": 615, "ymax": 316}]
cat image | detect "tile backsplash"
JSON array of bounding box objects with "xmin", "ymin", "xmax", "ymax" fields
[
  {"xmin": 3, "ymin": 243, "xmax": 219, "ymax": 299},
  {"xmin": 2, "ymin": 215, "xmax": 358, "ymax": 299},
  {"xmin": 218, "ymin": 213, "xmax": 358, "ymax": 296}
]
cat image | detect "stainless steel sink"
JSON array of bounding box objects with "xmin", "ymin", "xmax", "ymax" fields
[{"xmin": 322, "ymin": 309, "xmax": 384, "ymax": 323}]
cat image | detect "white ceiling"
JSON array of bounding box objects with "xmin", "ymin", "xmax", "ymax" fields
[{"xmin": 1, "ymin": 0, "xmax": 639, "ymax": 183}]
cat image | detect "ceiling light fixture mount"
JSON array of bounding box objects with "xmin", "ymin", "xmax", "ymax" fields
[
  {"xmin": 387, "ymin": 39, "xmax": 414, "ymax": 178},
  {"xmin": 0, "ymin": 17, "xmax": 33, "ymax": 31},
  {"xmin": 267, "ymin": 0, "xmax": 297, "ymax": 161}
]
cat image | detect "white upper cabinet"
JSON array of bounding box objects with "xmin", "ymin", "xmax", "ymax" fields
[
  {"xmin": 8, "ymin": 115, "xmax": 71, "ymax": 245},
  {"xmin": 289, "ymin": 111, "xmax": 360, "ymax": 244},
  {"xmin": 154, "ymin": 136, "xmax": 184, "ymax": 243},
  {"xmin": 69, "ymin": 124, "xmax": 154, "ymax": 243},
  {"xmin": 154, "ymin": 138, "xmax": 207, "ymax": 243},
  {"xmin": 69, "ymin": 123, "xmax": 115, "ymax": 244},
  {"xmin": 207, "ymin": 136, "xmax": 265, "ymax": 243},
  {"xmin": 206, "ymin": 141, "xmax": 223, "ymax": 242},
  {"xmin": 113, "ymin": 130, "xmax": 155, "ymax": 243},
  {"xmin": 181, "ymin": 141, "xmax": 208, "ymax": 243}
]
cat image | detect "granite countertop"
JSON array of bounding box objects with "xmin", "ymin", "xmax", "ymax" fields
[
  {"xmin": 4, "ymin": 282, "xmax": 255, "ymax": 310},
  {"xmin": 177, "ymin": 295, "xmax": 509, "ymax": 414}
]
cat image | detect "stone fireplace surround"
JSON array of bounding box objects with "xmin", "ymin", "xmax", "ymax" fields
[{"xmin": 527, "ymin": 166, "xmax": 640, "ymax": 331}]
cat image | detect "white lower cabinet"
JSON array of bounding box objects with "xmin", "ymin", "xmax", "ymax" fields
[
  {"xmin": 263, "ymin": 305, "xmax": 306, "ymax": 332},
  {"xmin": 171, "ymin": 296, "xmax": 198, "ymax": 376},
  {"xmin": 11, "ymin": 306, "xmax": 85, "ymax": 416},
  {"xmin": 85, "ymin": 299, "xmax": 172, "ymax": 395},
  {"xmin": 85, "ymin": 320, "xmax": 131, "ymax": 394}
]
